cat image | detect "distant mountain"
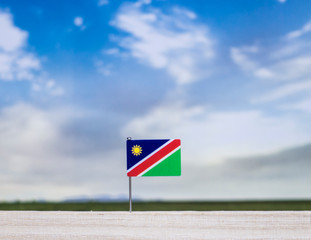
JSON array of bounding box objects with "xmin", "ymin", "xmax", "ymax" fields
[{"xmin": 63, "ymin": 194, "xmax": 137, "ymax": 203}]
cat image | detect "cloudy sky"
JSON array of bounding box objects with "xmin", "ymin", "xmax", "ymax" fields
[{"xmin": 0, "ymin": 0, "xmax": 311, "ymax": 201}]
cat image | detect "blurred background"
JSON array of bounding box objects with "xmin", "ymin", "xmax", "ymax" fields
[{"xmin": 0, "ymin": 0, "xmax": 311, "ymax": 204}]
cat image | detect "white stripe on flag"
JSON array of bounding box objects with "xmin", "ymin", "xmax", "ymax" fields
[
  {"xmin": 138, "ymin": 146, "xmax": 181, "ymax": 176},
  {"xmin": 127, "ymin": 139, "xmax": 174, "ymax": 173}
]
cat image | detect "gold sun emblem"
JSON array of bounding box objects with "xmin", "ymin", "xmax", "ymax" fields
[{"xmin": 132, "ymin": 145, "xmax": 142, "ymax": 156}]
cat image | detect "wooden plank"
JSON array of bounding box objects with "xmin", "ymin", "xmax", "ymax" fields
[{"xmin": 1, "ymin": 211, "xmax": 311, "ymax": 239}]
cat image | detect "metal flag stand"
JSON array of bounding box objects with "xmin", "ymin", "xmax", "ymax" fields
[
  {"xmin": 129, "ymin": 176, "xmax": 132, "ymax": 213},
  {"xmin": 127, "ymin": 137, "xmax": 132, "ymax": 213}
]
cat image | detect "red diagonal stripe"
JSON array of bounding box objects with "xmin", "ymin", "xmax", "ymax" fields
[{"xmin": 127, "ymin": 139, "xmax": 181, "ymax": 177}]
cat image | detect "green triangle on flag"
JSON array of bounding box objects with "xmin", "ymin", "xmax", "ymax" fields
[{"xmin": 142, "ymin": 149, "xmax": 181, "ymax": 176}]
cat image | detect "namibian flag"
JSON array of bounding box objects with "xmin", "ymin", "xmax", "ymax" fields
[{"xmin": 127, "ymin": 139, "xmax": 181, "ymax": 177}]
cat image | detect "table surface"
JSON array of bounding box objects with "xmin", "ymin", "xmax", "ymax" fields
[{"xmin": 1, "ymin": 211, "xmax": 311, "ymax": 239}]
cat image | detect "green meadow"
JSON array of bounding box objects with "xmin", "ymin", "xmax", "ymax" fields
[{"xmin": 1, "ymin": 200, "xmax": 311, "ymax": 211}]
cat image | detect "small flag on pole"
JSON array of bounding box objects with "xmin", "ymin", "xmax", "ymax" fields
[{"xmin": 126, "ymin": 139, "xmax": 181, "ymax": 177}]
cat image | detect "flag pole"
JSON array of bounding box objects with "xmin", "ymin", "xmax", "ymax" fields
[
  {"xmin": 127, "ymin": 137, "xmax": 132, "ymax": 213},
  {"xmin": 129, "ymin": 176, "xmax": 132, "ymax": 213}
]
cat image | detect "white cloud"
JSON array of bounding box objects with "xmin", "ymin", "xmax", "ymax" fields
[
  {"xmin": 0, "ymin": 104, "xmax": 63, "ymax": 158},
  {"xmin": 46, "ymin": 79, "xmax": 65, "ymax": 96},
  {"xmin": 0, "ymin": 10, "xmax": 28, "ymax": 52},
  {"xmin": 0, "ymin": 10, "xmax": 40, "ymax": 81},
  {"xmin": 277, "ymin": 0, "xmax": 286, "ymax": 3},
  {"xmin": 286, "ymin": 20, "xmax": 311, "ymax": 40},
  {"xmin": 2, "ymin": 102, "xmax": 310, "ymax": 200},
  {"xmin": 73, "ymin": 16, "xmax": 86, "ymax": 30},
  {"xmin": 230, "ymin": 46, "xmax": 259, "ymax": 72},
  {"xmin": 102, "ymin": 48, "xmax": 120, "ymax": 55},
  {"xmin": 230, "ymin": 46, "xmax": 311, "ymax": 81},
  {"xmin": 121, "ymin": 101, "xmax": 311, "ymax": 199},
  {"xmin": 95, "ymin": 60, "xmax": 112, "ymax": 76},
  {"xmin": 172, "ymin": 7, "xmax": 197, "ymax": 20},
  {"xmin": 122, "ymin": 103, "xmax": 311, "ymax": 165},
  {"xmin": 134, "ymin": 0, "xmax": 152, "ymax": 8},
  {"xmin": 98, "ymin": 0, "xmax": 109, "ymax": 6},
  {"xmin": 112, "ymin": 1, "xmax": 214, "ymax": 84},
  {"xmin": 31, "ymin": 76, "xmax": 64, "ymax": 96},
  {"xmin": 0, "ymin": 103, "xmax": 126, "ymax": 201},
  {"xmin": 0, "ymin": 104, "xmax": 69, "ymax": 198},
  {"xmin": 74, "ymin": 16, "xmax": 83, "ymax": 27},
  {"xmin": 258, "ymin": 56, "xmax": 311, "ymax": 81},
  {"xmin": 252, "ymin": 81, "xmax": 311, "ymax": 103},
  {"xmin": 231, "ymin": 20, "xmax": 311, "ymax": 112},
  {"xmin": 231, "ymin": 20, "xmax": 311, "ymax": 82},
  {"xmin": 280, "ymin": 98, "xmax": 311, "ymax": 113},
  {"xmin": 0, "ymin": 10, "xmax": 63, "ymax": 95}
]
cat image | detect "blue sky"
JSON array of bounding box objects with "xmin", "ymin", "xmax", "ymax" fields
[{"xmin": 0, "ymin": 0, "xmax": 311, "ymax": 201}]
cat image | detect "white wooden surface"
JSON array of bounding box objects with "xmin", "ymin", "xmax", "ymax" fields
[{"xmin": 1, "ymin": 211, "xmax": 311, "ymax": 239}]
